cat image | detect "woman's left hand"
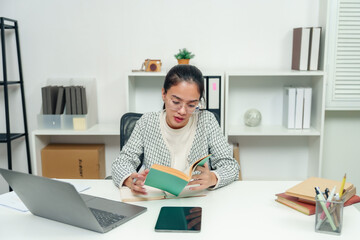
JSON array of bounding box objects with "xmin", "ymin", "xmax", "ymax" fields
[{"xmin": 187, "ymin": 163, "xmax": 218, "ymax": 190}]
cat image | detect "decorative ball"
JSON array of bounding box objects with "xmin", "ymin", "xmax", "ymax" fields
[{"xmin": 244, "ymin": 109, "xmax": 262, "ymax": 127}]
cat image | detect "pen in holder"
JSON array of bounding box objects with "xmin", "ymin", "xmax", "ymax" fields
[{"xmin": 315, "ymin": 198, "xmax": 344, "ymax": 235}]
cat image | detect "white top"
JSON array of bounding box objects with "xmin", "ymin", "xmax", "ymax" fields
[
  {"xmin": 1, "ymin": 180, "xmax": 360, "ymax": 239},
  {"xmin": 159, "ymin": 110, "xmax": 198, "ymax": 172}
]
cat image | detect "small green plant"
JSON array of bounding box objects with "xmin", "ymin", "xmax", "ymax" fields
[{"xmin": 174, "ymin": 48, "xmax": 195, "ymax": 60}]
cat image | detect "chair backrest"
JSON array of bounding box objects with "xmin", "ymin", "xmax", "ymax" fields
[
  {"xmin": 120, "ymin": 112, "xmax": 143, "ymax": 172},
  {"xmin": 208, "ymin": 110, "xmax": 220, "ymax": 125},
  {"xmin": 120, "ymin": 112, "xmax": 143, "ymax": 150}
]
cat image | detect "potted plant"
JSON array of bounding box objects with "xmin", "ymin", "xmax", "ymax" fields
[{"xmin": 174, "ymin": 48, "xmax": 195, "ymax": 64}]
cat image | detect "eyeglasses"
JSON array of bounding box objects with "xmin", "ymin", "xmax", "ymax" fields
[{"xmin": 166, "ymin": 97, "xmax": 204, "ymax": 114}]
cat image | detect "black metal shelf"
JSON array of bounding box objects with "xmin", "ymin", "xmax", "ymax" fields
[
  {"xmin": 2, "ymin": 24, "xmax": 15, "ymax": 29},
  {"xmin": 0, "ymin": 81, "xmax": 21, "ymax": 85},
  {"xmin": 0, "ymin": 133, "xmax": 26, "ymax": 143},
  {"xmin": 1, "ymin": 16, "xmax": 32, "ymax": 180}
]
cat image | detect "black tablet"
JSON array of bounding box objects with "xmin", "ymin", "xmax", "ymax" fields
[{"xmin": 155, "ymin": 206, "xmax": 202, "ymax": 232}]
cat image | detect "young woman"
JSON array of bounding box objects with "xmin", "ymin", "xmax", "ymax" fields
[{"xmin": 112, "ymin": 65, "xmax": 239, "ymax": 194}]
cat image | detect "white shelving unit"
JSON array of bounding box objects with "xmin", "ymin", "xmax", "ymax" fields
[
  {"xmin": 31, "ymin": 123, "xmax": 120, "ymax": 176},
  {"xmin": 127, "ymin": 72, "xmax": 225, "ymax": 130},
  {"xmin": 225, "ymin": 71, "xmax": 326, "ymax": 180},
  {"xmin": 31, "ymin": 78, "xmax": 120, "ymax": 177},
  {"xmin": 127, "ymin": 72, "xmax": 166, "ymax": 113}
]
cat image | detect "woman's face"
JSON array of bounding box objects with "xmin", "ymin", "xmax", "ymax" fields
[{"xmin": 162, "ymin": 81, "xmax": 200, "ymax": 129}]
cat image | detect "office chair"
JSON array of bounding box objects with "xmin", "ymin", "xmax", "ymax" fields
[
  {"xmin": 105, "ymin": 112, "xmax": 143, "ymax": 180},
  {"xmin": 208, "ymin": 110, "xmax": 220, "ymax": 126},
  {"xmin": 120, "ymin": 112, "xmax": 143, "ymax": 151},
  {"xmin": 119, "ymin": 112, "xmax": 144, "ymax": 172}
]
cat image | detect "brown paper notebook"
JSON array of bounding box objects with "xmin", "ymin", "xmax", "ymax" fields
[{"xmin": 285, "ymin": 177, "xmax": 354, "ymax": 203}]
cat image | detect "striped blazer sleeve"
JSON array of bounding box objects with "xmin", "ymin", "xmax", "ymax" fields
[
  {"xmin": 111, "ymin": 114, "xmax": 146, "ymax": 188},
  {"xmin": 205, "ymin": 112, "xmax": 240, "ymax": 188}
]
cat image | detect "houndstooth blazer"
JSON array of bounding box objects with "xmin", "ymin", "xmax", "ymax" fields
[{"xmin": 111, "ymin": 110, "xmax": 240, "ymax": 189}]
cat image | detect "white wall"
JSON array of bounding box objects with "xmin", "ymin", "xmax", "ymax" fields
[
  {"xmin": 0, "ymin": 0, "xmax": 323, "ymax": 193},
  {"xmin": 322, "ymin": 111, "xmax": 360, "ymax": 194}
]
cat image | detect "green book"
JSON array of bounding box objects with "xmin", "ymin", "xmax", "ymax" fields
[{"xmin": 144, "ymin": 154, "xmax": 211, "ymax": 196}]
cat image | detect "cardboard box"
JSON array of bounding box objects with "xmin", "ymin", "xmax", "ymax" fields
[{"xmin": 41, "ymin": 144, "xmax": 105, "ymax": 179}]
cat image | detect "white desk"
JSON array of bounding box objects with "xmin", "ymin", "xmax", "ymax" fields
[{"xmin": 0, "ymin": 180, "xmax": 359, "ymax": 240}]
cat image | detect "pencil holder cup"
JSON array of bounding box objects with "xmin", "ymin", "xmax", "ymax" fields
[{"xmin": 315, "ymin": 198, "xmax": 344, "ymax": 235}]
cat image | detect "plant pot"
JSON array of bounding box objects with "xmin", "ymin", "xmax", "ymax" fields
[{"xmin": 177, "ymin": 59, "xmax": 190, "ymax": 65}]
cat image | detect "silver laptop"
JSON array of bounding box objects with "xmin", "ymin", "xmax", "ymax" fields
[{"xmin": 0, "ymin": 168, "xmax": 147, "ymax": 233}]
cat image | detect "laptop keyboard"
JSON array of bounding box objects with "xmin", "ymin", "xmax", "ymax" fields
[{"xmin": 90, "ymin": 208, "xmax": 125, "ymax": 228}]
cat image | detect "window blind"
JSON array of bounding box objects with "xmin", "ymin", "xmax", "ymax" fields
[{"xmin": 333, "ymin": 0, "xmax": 360, "ymax": 101}]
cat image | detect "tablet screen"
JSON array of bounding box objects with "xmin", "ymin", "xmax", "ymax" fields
[{"xmin": 155, "ymin": 206, "xmax": 202, "ymax": 232}]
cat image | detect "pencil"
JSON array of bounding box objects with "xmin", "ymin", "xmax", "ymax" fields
[{"xmin": 339, "ymin": 173, "xmax": 346, "ymax": 199}]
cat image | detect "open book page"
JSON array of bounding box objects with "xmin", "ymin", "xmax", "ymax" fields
[
  {"xmin": 119, "ymin": 185, "xmax": 206, "ymax": 202},
  {"xmin": 165, "ymin": 184, "xmax": 207, "ymax": 199},
  {"xmin": 119, "ymin": 185, "xmax": 166, "ymax": 202},
  {"xmin": 186, "ymin": 154, "xmax": 211, "ymax": 176}
]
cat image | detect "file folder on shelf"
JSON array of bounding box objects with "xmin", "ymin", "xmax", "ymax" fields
[
  {"xmin": 295, "ymin": 88, "xmax": 304, "ymax": 129},
  {"xmin": 283, "ymin": 87, "xmax": 296, "ymax": 129}
]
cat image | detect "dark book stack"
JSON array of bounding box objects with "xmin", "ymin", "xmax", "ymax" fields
[
  {"xmin": 291, "ymin": 27, "xmax": 321, "ymax": 71},
  {"xmin": 41, "ymin": 85, "xmax": 88, "ymax": 115}
]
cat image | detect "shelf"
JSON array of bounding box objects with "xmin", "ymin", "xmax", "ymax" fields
[
  {"xmin": 0, "ymin": 81, "xmax": 21, "ymax": 85},
  {"xmin": 32, "ymin": 123, "xmax": 120, "ymax": 136},
  {"xmin": 127, "ymin": 72, "xmax": 225, "ymax": 131},
  {"xmin": 0, "ymin": 17, "xmax": 16, "ymax": 28},
  {"xmin": 0, "ymin": 24, "xmax": 15, "ymax": 29},
  {"xmin": 226, "ymin": 70, "xmax": 324, "ymax": 77},
  {"xmin": 0, "ymin": 133, "xmax": 25, "ymax": 142},
  {"xmin": 227, "ymin": 125, "xmax": 321, "ymax": 136},
  {"xmin": 128, "ymin": 72, "xmax": 167, "ymax": 77},
  {"xmin": 225, "ymin": 70, "xmax": 325, "ymax": 179},
  {"xmin": 325, "ymin": 108, "xmax": 360, "ymax": 111}
]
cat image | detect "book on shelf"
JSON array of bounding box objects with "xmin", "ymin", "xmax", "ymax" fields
[
  {"xmin": 48, "ymin": 86, "xmax": 59, "ymax": 114},
  {"xmin": 302, "ymin": 87, "xmax": 312, "ymax": 129},
  {"xmin": 208, "ymin": 77, "xmax": 220, "ymax": 109},
  {"xmin": 292, "ymin": 27, "xmax": 311, "ymax": 71},
  {"xmin": 294, "ymin": 88, "xmax": 304, "ymax": 129},
  {"xmin": 41, "ymin": 86, "xmax": 62, "ymax": 114},
  {"xmin": 75, "ymin": 86, "xmax": 82, "ymax": 114},
  {"xmin": 144, "ymin": 154, "xmax": 211, "ymax": 196},
  {"xmin": 283, "ymin": 87, "xmax": 296, "ymax": 128},
  {"xmin": 55, "ymin": 86, "xmax": 65, "ymax": 114},
  {"xmin": 81, "ymin": 86, "xmax": 88, "ymax": 114},
  {"xmin": 41, "ymin": 85, "xmax": 88, "ymax": 115},
  {"xmin": 308, "ymin": 27, "xmax": 321, "ymax": 71},
  {"xmin": 120, "ymin": 185, "xmax": 206, "ymax": 202},
  {"xmin": 41, "ymin": 86, "xmax": 49, "ymax": 114},
  {"xmin": 283, "ymin": 87, "xmax": 312, "ymax": 129},
  {"xmin": 276, "ymin": 192, "xmax": 315, "ymax": 215},
  {"xmin": 70, "ymin": 86, "xmax": 76, "ymax": 114},
  {"xmin": 285, "ymin": 177, "xmax": 355, "ymax": 204},
  {"xmin": 65, "ymin": 86, "xmax": 72, "ymax": 114}
]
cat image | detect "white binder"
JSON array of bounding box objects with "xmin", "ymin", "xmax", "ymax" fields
[
  {"xmin": 295, "ymin": 88, "xmax": 304, "ymax": 129},
  {"xmin": 208, "ymin": 77, "xmax": 220, "ymax": 109},
  {"xmin": 283, "ymin": 87, "xmax": 296, "ymax": 129},
  {"xmin": 302, "ymin": 88, "xmax": 312, "ymax": 128}
]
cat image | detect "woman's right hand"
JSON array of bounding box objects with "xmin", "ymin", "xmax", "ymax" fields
[{"xmin": 124, "ymin": 169, "xmax": 150, "ymax": 195}]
